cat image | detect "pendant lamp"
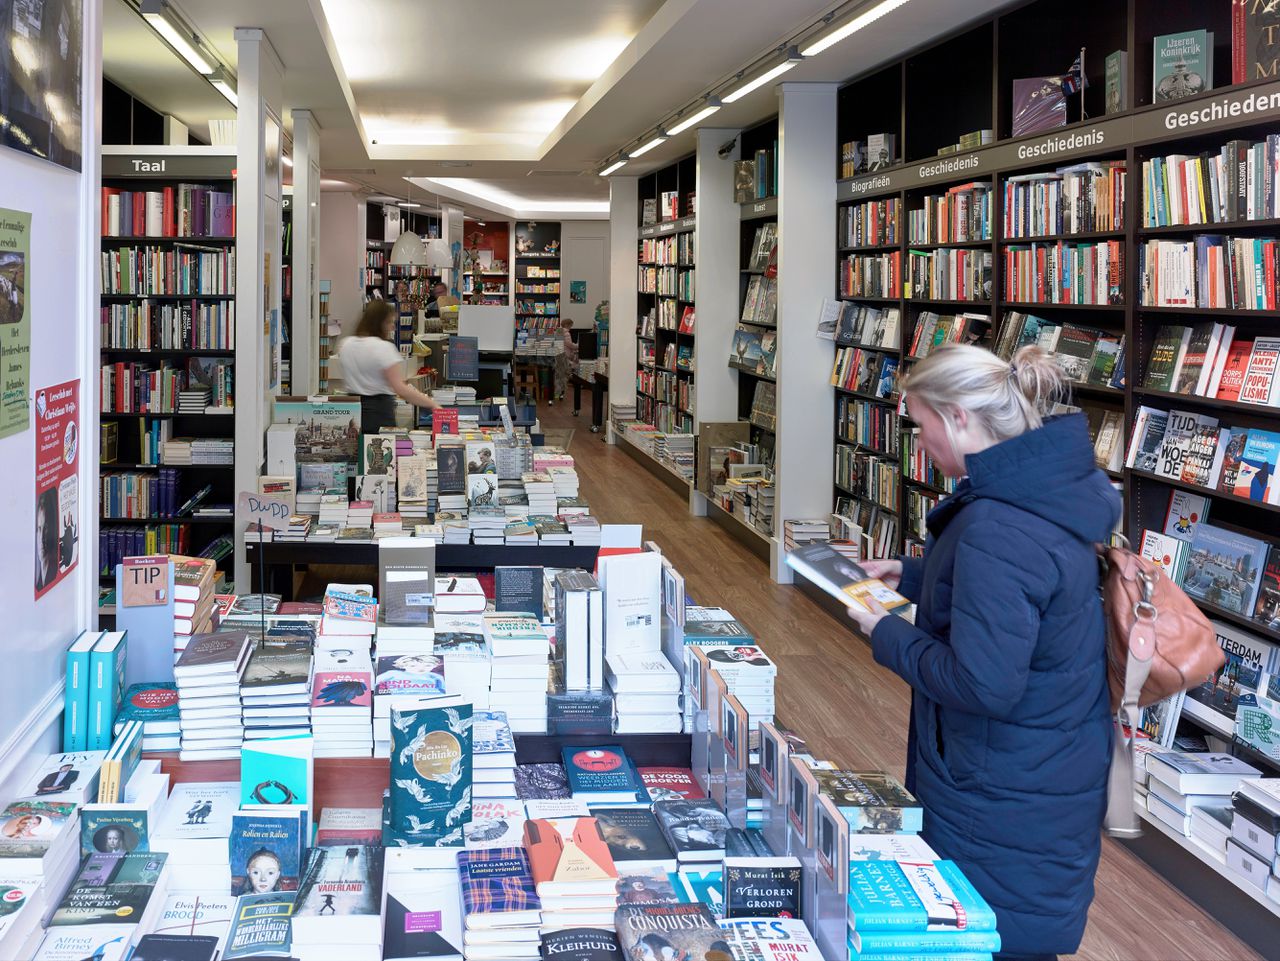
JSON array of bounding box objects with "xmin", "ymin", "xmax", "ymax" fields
[{"xmin": 389, "ymin": 179, "xmax": 428, "ymax": 265}]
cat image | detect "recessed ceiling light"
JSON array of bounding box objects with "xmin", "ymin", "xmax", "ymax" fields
[
  {"xmin": 801, "ymin": 0, "xmax": 914, "ymax": 57},
  {"xmin": 723, "ymin": 47, "xmax": 804, "ymax": 104}
]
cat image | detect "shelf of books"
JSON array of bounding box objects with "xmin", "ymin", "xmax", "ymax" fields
[
  {"xmin": 822, "ymin": 0, "xmax": 1280, "ymax": 939},
  {"xmin": 625, "ymin": 156, "xmax": 697, "ymax": 488},
  {"xmin": 514, "ymin": 221, "xmax": 563, "ymax": 355},
  {"xmin": 99, "ymin": 148, "xmax": 239, "ymax": 594},
  {"xmin": 717, "ymin": 118, "xmax": 779, "ymax": 542},
  {"xmin": 364, "ymin": 241, "xmax": 388, "ymax": 301}
]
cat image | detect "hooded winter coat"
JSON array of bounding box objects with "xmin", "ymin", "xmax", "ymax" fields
[{"xmin": 870, "ymin": 413, "xmax": 1122, "ymax": 955}]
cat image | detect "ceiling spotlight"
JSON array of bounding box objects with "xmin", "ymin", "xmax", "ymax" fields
[
  {"xmin": 666, "ymin": 98, "xmax": 722, "ymax": 136},
  {"xmin": 629, "ymin": 132, "xmax": 668, "ymax": 158},
  {"xmin": 723, "ymin": 47, "xmax": 803, "ymax": 104},
  {"xmin": 139, "ymin": 0, "xmax": 216, "ymax": 74},
  {"xmin": 801, "ymin": 0, "xmax": 914, "ymax": 57}
]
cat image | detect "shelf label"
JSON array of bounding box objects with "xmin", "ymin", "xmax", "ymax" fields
[
  {"xmin": 237, "ymin": 490, "xmax": 293, "ymax": 532},
  {"xmin": 102, "ymin": 154, "xmax": 236, "ymax": 179},
  {"xmin": 1141, "ymin": 77, "xmax": 1280, "ymax": 139},
  {"xmin": 121, "ymin": 555, "xmax": 169, "ymax": 607}
]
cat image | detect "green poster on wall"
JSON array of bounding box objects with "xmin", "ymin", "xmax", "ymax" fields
[{"xmin": 0, "ymin": 208, "xmax": 31, "ymax": 438}]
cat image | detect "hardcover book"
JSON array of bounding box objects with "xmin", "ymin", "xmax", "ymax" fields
[
  {"xmin": 389, "ymin": 697, "xmax": 473, "ymax": 847},
  {"xmin": 588, "ymin": 808, "xmax": 676, "ymax": 872},
  {"xmin": 222, "ymin": 891, "xmax": 295, "ymax": 959},
  {"xmin": 455, "ymin": 847, "xmax": 541, "ymax": 928},
  {"xmin": 382, "ymin": 869, "xmax": 464, "ymax": 959},
  {"xmin": 722, "ymin": 857, "xmax": 802, "ymax": 918},
  {"xmin": 49, "ymin": 851, "xmax": 168, "ymax": 926},
  {"xmin": 812, "ymin": 771, "xmax": 923, "ymax": 834},
  {"xmin": 1153, "ymin": 30, "xmax": 1213, "ymax": 101},
  {"xmin": 538, "ymin": 926, "xmax": 621, "ymax": 960},
  {"xmin": 173, "ymin": 632, "xmax": 251, "ymax": 679},
  {"xmin": 614, "ymin": 903, "xmax": 725, "ymax": 959},
  {"xmin": 845, "ymin": 859, "xmax": 997, "ymax": 931},
  {"xmin": 1235, "ymin": 0, "xmax": 1280, "ymax": 82},
  {"xmin": 1181, "ymin": 523, "xmax": 1269, "ymax": 615},
  {"xmin": 228, "ymin": 811, "xmax": 304, "ymax": 896}
]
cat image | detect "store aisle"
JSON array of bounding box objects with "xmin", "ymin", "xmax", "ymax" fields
[{"xmin": 539, "ymin": 403, "xmax": 1260, "ymax": 961}]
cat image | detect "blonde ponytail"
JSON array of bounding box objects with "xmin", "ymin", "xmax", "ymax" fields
[{"xmin": 901, "ymin": 343, "xmax": 1066, "ymax": 443}]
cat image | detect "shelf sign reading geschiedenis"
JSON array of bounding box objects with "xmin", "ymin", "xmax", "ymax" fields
[{"xmin": 837, "ymin": 78, "xmax": 1280, "ymax": 202}]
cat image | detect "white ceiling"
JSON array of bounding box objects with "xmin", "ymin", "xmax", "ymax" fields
[{"xmin": 102, "ymin": 0, "xmax": 1010, "ymax": 219}]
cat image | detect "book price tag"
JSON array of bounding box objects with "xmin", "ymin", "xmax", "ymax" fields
[
  {"xmin": 237, "ymin": 490, "xmax": 293, "ymax": 532},
  {"xmin": 120, "ymin": 555, "xmax": 169, "ymax": 607}
]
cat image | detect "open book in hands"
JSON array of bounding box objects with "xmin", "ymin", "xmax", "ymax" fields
[{"xmin": 785, "ymin": 542, "xmax": 911, "ymax": 615}]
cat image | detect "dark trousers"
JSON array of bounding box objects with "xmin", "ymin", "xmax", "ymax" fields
[{"xmin": 360, "ymin": 394, "xmax": 397, "ymax": 434}]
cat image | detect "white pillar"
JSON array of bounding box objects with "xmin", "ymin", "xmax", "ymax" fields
[
  {"xmin": 607, "ymin": 176, "xmax": 638, "ymax": 433},
  {"xmin": 291, "ymin": 109, "xmax": 320, "ymax": 396},
  {"xmin": 772, "ymin": 83, "xmax": 838, "ymax": 582},
  {"xmin": 233, "ymin": 27, "xmax": 285, "ymax": 592},
  {"xmin": 442, "ymin": 203, "xmax": 465, "ymax": 294},
  {"xmin": 693, "ymin": 128, "xmax": 740, "ymax": 428}
]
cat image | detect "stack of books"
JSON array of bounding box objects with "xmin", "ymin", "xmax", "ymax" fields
[
  {"xmin": 1227, "ymin": 779, "xmax": 1280, "ymax": 899},
  {"xmin": 782, "ymin": 518, "xmax": 831, "ymax": 552},
  {"xmin": 484, "ymin": 613, "xmax": 550, "ymax": 734},
  {"xmin": 534, "ymin": 517, "xmax": 571, "ymax": 545},
  {"xmin": 456, "ymin": 848, "xmax": 542, "ymax": 958},
  {"xmin": 846, "ymin": 859, "xmax": 1001, "ymax": 956},
  {"xmin": 347, "ymin": 499, "xmax": 373, "ymax": 528},
  {"xmin": 472, "ymin": 710, "xmax": 518, "ymax": 800},
  {"xmin": 548, "ymin": 465, "xmax": 579, "ymax": 502},
  {"xmin": 296, "ymin": 488, "xmax": 323, "ymax": 516},
  {"xmin": 176, "ymin": 387, "xmax": 210, "ymax": 414},
  {"xmin": 150, "ymin": 780, "xmax": 238, "ymax": 892},
  {"xmin": 35, "ymin": 851, "xmax": 171, "ymax": 961},
  {"xmin": 504, "ymin": 519, "xmax": 538, "ymax": 544},
  {"xmin": 470, "ymin": 506, "xmax": 507, "ymax": 546},
  {"xmin": 240, "ymin": 641, "xmax": 313, "ymax": 740},
  {"xmin": 318, "ymin": 494, "xmax": 349, "ymax": 528},
  {"xmin": 292, "ymin": 845, "xmax": 385, "ymax": 961},
  {"xmin": 524, "ymin": 816, "xmax": 620, "ymax": 933},
  {"xmin": 318, "ymin": 586, "xmax": 378, "ymax": 648},
  {"xmin": 310, "ymin": 647, "xmax": 374, "ymax": 758},
  {"xmin": 1144, "ymin": 751, "xmax": 1262, "ymax": 840},
  {"xmin": 522, "ymin": 472, "xmax": 557, "ymax": 515},
  {"xmin": 371, "ymin": 638, "xmax": 446, "ymax": 759},
  {"xmin": 606, "ymin": 652, "xmax": 681, "ymax": 735},
  {"xmin": 276, "ymin": 513, "xmax": 312, "ymax": 541},
  {"xmin": 172, "ymin": 555, "xmax": 219, "ymax": 647},
  {"xmin": 696, "ymin": 644, "xmax": 777, "ymax": 740},
  {"xmin": 173, "ymin": 631, "xmax": 252, "ymax": 760},
  {"xmin": 566, "ymin": 516, "xmax": 602, "ymax": 546},
  {"xmin": 0, "ymin": 792, "xmax": 82, "ymax": 901},
  {"xmin": 443, "ymin": 518, "xmax": 471, "ymax": 544},
  {"xmin": 189, "ymin": 438, "xmax": 234, "ymax": 465},
  {"xmin": 373, "ymin": 511, "xmax": 401, "ymax": 535},
  {"xmin": 112, "ymin": 681, "xmax": 181, "ymax": 752}
]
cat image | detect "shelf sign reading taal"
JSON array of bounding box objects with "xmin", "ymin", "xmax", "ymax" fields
[{"xmin": 102, "ymin": 153, "xmax": 237, "ymax": 179}]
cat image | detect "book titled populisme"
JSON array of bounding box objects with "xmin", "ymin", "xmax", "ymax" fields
[{"xmin": 784, "ymin": 542, "xmax": 910, "ymax": 615}]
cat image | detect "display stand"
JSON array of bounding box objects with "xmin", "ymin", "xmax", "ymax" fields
[
  {"xmin": 758, "ymin": 720, "xmax": 797, "ymax": 857},
  {"xmin": 114, "ymin": 560, "xmax": 176, "ymax": 687},
  {"xmin": 810, "ymin": 794, "xmax": 851, "ymax": 959}
]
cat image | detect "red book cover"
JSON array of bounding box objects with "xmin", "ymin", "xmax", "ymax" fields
[
  {"xmin": 433, "ymin": 407, "xmax": 459, "ymax": 436},
  {"xmin": 1215, "ymin": 338, "xmax": 1254, "ymax": 401},
  {"xmin": 133, "ymin": 194, "xmax": 145, "ymax": 237},
  {"xmin": 522, "ymin": 818, "xmax": 617, "ymax": 889},
  {"xmin": 101, "ymin": 187, "xmax": 119, "ymax": 235},
  {"xmin": 637, "ymin": 766, "xmax": 707, "ymax": 802},
  {"xmin": 162, "ymin": 187, "xmax": 175, "ymax": 237},
  {"xmin": 278, "ymin": 601, "xmax": 323, "ymax": 614}
]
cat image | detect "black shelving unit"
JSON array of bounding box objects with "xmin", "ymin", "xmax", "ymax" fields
[
  {"xmin": 99, "ymin": 150, "xmax": 239, "ymax": 588},
  {"xmin": 515, "ymin": 221, "xmax": 562, "ymax": 341}
]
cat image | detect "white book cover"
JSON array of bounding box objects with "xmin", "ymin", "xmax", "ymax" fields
[
  {"xmin": 464, "ymin": 800, "xmax": 527, "ymax": 850},
  {"xmin": 382, "ymin": 869, "xmax": 465, "ymax": 959},
  {"xmin": 605, "ymin": 652, "xmax": 679, "ymax": 693},
  {"xmin": 33, "ymin": 925, "xmax": 136, "ymax": 961},
  {"xmin": 599, "ymin": 551, "xmax": 662, "ymax": 657},
  {"xmin": 19, "ymin": 751, "xmax": 108, "ymax": 805},
  {"xmin": 151, "ymin": 892, "xmax": 235, "ymax": 949},
  {"xmin": 153, "ymin": 783, "xmax": 240, "ymax": 847}
]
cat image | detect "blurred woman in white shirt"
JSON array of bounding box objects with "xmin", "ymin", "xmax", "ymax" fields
[{"xmin": 339, "ymin": 300, "xmax": 439, "ymax": 432}]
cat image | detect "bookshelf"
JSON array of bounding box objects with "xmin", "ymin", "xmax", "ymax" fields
[
  {"xmin": 99, "ymin": 148, "xmax": 239, "ymax": 588},
  {"xmin": 514, "ymin": 221, "xmax": 562, "ymax": 340},
  {"xmin": 824, "ymin": 0, "xmax": 1280, "ymax": 945},
  {"xmin": 317, "ymin": 281, "xmax": 332, "ymax": 392}
]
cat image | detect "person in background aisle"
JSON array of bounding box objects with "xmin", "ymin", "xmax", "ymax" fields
[
  {"xmin": 846, "ymin": 344, "xmax": 1119, "ymax": 961},
  {"xmin": 338, "ymin": 300, "xmax": 439, "ymax": 433},
  {"xmin": 552, "ymin": 318, "xmax": 579, "ymax": 404},
  {"xmin": 424, "ymin": 282, "xmax": 458, "ymax": 320}
]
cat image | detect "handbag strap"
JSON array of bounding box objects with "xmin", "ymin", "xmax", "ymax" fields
[{"xmin": 1105, "ymin": 567, "xmax": 1158, "ymax": 839}]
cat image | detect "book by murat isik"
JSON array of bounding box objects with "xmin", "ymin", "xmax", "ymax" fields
[
  {"xmin": 723, "ymin": 857, "xmax": 802, "ymax": 918},
  {"xmin": 717, "ymin": 917, "xmax": 820, "ymax": 958},
  {"xmin": 389, "ymin": 696, "xmax": 473, "ymax": 847},
  {"xmin": 222, "ymin": 891, "xmax": 295, "ymax": 960},
  {"xmin": 615, "ymin": 903, "xmax": 725, "ymax": 959}
]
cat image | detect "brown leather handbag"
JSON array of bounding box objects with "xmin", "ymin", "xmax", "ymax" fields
[{"xmin": 1099, "ymin": 540, "xmax": 1224, "ymax": 838}]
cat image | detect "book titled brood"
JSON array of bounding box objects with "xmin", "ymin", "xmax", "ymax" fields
[
  {"xmin": 784, "ymin": 543, "xmax": 910, "ymax": 615},
  {"xmin": 389, "ymin": 696, "xmax": 473, "ymax": 847}
]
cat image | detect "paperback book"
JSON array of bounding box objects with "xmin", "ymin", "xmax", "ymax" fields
[{"xmin": 389, "ymin": 697, "xmax": 473, "ymax": 847}]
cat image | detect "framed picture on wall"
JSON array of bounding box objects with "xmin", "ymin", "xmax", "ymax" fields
[{"xmin": 1, "ymin": 0, "xmax": 84, "ymax": 171}]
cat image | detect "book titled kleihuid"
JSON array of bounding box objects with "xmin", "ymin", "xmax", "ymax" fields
[{"xmin": 539, "ymin": 926, "xmax": 621, "ymax": 959}]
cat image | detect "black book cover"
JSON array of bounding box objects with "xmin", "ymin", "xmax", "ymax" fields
[
  {"xmin": 437, "ymin": 447, "xmax": 465, "ymax": 494},
  {"xmin": 494, "ymin": 566, "xmax": 543, "ymax": 619},
  {"xmin": 514, "ymin": 763, "xmax": 571, "ymax": 800},
  {"xmin": 723, "ymin": 863, "xmax": 802, "ymax": 919},
  {"xmin": 540, "ymin": 927, "xmax": 621, "ymax": 960},
  {"xmin": 131, "ymin": 934, "xmax": 220, "ymax": 961},
  {"xmin": 652, "ymin": 799, "xmax": 728, "ymax": 858},
  {"xmin": 590, "ymin": 808, "xmax": 675, "ymax": 867}
]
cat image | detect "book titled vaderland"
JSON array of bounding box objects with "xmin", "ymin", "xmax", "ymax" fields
[
  {"xmin": 389, "ymin": 696, "xmax": 473, "ymax": 847},
  {"xmin": 539, "ymin": 926, "xmax": 621, "ymax": 960},
  {"xmin": 784, "ymin": 543, "xmax": 911, "ymax": 616},
  {"xmin": 292, "ymin": 845, "xmax": 385, "ymax": 943},
  {"xmin": 222, "ymin": 891, "xmax": 295, "ymax": 960},
  {"xmin": 615, "ymin": 903, "xmax": 725, "ymax": 959}
]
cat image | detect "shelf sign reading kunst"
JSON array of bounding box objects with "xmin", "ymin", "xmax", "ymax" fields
[
  {"xmin": 34, "ymin": 379, "xmax": 78, "ymax": 599},
  {"xmin": 0, "ymin": 208, "xmax": 31, "ymax": 439}
]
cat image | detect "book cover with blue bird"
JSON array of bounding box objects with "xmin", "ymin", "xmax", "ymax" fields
[{"xmin": 388, "ymin": 696, "xmax": 473, "ymax": 848}]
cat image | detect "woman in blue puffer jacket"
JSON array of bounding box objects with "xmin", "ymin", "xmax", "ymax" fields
[{"xmin": 848, "ymin": 344, "xmax": 1121, "ymax": 961}]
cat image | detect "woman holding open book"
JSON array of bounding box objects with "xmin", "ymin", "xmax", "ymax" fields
[{"xmin": 847, "ymin": 344, "xmax": 1120, "ymax": 961}]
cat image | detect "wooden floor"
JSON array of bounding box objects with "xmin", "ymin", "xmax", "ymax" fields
[{"xmin": 541, "ymin": 403, "xmax": 1261, "ymax": 961}]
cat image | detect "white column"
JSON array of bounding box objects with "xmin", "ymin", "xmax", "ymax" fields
[
  {"xmin": 693, "ymin": 127, "xmax": 740, "ymax": 428},
  {"xmin": 442, "ymin": 204, "xmax": 465, "ymax": 294},
  {"xmin": 233, "ymin": 27, "xmax": 285, "ymax": 592},
  {"xmin": 606, "ymin": 176, "xmax": 638, "ymax": 437},
  {"xmin": 291, "ymin": 109, "xmax": 320, "ymax": 395},
  {"xmin": 772, "ymin": 83, "xmax": 838, "ymax": 582}
]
